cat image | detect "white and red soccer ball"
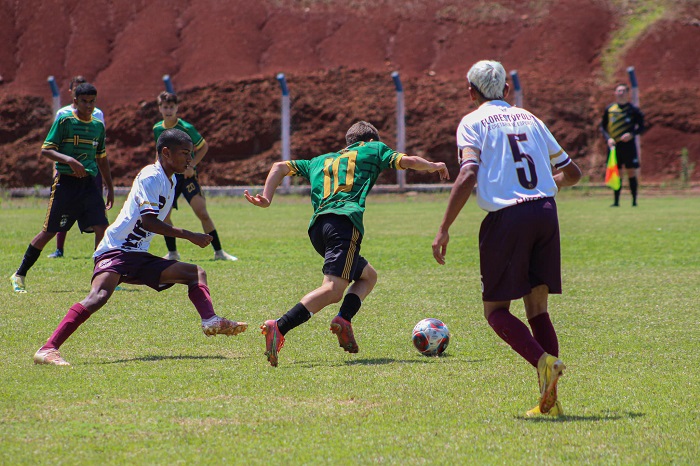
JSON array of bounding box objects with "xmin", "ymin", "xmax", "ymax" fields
[{"xmin": 412, "ymin": 318, "xmax": 450, "ymax": 356}]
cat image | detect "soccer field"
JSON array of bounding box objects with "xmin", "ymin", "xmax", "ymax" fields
[{"xmin": 1, "ymin": 192, "xmax": 698, "ymax": 464}]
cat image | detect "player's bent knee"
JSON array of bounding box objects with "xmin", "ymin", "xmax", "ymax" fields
[{"xmin": 196, "ymin": 265, "xmax": 207, "ymax": 283}]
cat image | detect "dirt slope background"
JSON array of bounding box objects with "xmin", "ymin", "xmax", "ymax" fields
[{"xmin": 1, "ymin": 0, "xmax": 699, "ymax": 188}]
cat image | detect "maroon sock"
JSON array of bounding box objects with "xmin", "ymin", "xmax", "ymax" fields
[
  {"xmin": 188, "ymin": 284, "xmax": 216, "ymax": 320},
  {"xmin": 528, "ymin": 312, "xmax": 559, "ymax": 357},
  {"xmin": 487, "ymin": 308, "xmax": 545, "ymax": 368},
  {"xmin": 56, "ymin": 231, "xmax": 67, "ymax": 250},
  {"xmin": 42, "ymin": 303, "xmax": 92, "ymax": 350}
]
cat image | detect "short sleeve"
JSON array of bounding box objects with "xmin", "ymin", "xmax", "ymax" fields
[
  {"xmin": 133, "ymin": 175, "xmax": 163, "ymax": 217},
  {"xmin": 286, "ymin": 159, "xmax": 310, "ymax": 179},
  {"xmin": 456, "ymin": 119, "xmax": 481, "ymax": 167},
  {"xmin": 376, "ymin": 142, "xmax": 404, "ymax": 170},
  {"xmin": 42, "ymin": 117, "xmax": 64, "ymax": 150},
  {"xmin": 538, "ymin": 119, "xmax": 571, "ymax": 169},
  {"xmin": 95, "ymin": 122, "xmax": 107, "ymax": 158}
]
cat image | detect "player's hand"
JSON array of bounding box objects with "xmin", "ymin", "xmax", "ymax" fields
[
  {"xmin": 184, "ymin": 166, "xmax": 196, "ymax": 178},
  {"xmin": 68, "ymin": 159, "xmax": 87, "ymax": 177},
  {"xmin": 432, "ymin": 229, "xmax": 450, "ymax": 265},
  {"xmin": 105, "ymin": 186, "xmax": 114, "ymax": 210},
  {"xmin": 244, "ymin": 190, "xmax": 271, "ymax": 208},
  {"xmin": 188, "ymin": 232, "xmax": 213, "ymax": 248},
  {"xmin": 431, "ymin": 162, "xmax": 450, "ymax": 181},
  {"xmin": 620, "ymin": 132, "xmax": 633, "ymax": 143},
  {"xmin": 607, "ymin": 138, "xmax": 616, "ymax": 148}
]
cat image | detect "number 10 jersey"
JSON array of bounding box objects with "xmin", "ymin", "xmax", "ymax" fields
[
  {"xmin": 457, "ymin": 100, "xmax": 572, "ymax": 212},
  {"xmin": 286, "ymin": 140, "xmax": 405, "ymax": 235}
]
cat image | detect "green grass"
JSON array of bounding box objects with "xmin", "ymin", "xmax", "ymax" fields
[{"xmin": 1, "ymin": 192, "xmax": 699, "ymax": 464}]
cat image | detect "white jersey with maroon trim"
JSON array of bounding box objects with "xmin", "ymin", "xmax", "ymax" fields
[
  {"xmin": 456, "ymin": 100, "xmax": 572, "ymax": 212},
  {"xmin": 94, "ymin": 161, "xmax": 175, "ymax": 256}
]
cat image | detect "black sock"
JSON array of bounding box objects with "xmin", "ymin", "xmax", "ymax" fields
[
  {"xmin": 629, "ymin": 177, "xmax": 638, "ymax": 204},
  {"xmin": 208, "ymin": 229, "xmax": 222, "ymax": 251},
  {"xmin": 277, "ymin": 302, "xmax": 311, "ymax": 336},
  {"xmin": 613, "ymin": 189, "xmax": 621, "ymax": 206},
  {"xmin": 164, "ymin": 236, "xmax": 177, "ymax": 252},
  {"xmin": 17, "ymin": 244, "xmax": 42, "ymax": 276},
  {"xmin": 338, "ymin": 293, "xmax": 362, "ymax": 322}
]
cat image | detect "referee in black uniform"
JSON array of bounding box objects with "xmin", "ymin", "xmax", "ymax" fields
[{"xmin": 601, "ymin": 83, "xmax": 645, "ymax": 207}]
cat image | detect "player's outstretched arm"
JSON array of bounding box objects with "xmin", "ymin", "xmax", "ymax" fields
[
  {"xmin": 432, "ymin": 164, "xmax": 478, "ymax": 265},
  {"xmin": 141, "ymin": 214, "xmax": 212, "ymax": 248},
  {"xmin": 399, "ymin": 156, "xmax": 450, "ymax": 180},
  {"xmin": 244, "ymin": 161, "xmax": 291, "ymax": 208}
]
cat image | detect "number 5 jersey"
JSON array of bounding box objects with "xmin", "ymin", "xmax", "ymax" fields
[{"xmin": 457, "ymin": 100, "xmax": 573, "ymax": 212}]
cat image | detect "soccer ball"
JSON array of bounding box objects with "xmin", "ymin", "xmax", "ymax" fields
[{"xmin": 412, "ymin": 318, "xmax": 450, "ymax": 356}]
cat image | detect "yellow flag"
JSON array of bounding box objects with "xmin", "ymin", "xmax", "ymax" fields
[{"xmin": 605, "ymin": 147, "xmax": 621, "ymax": 190}]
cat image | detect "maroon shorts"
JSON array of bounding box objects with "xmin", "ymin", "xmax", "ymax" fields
[
  {"xmin": 93, "ymin": 250, "xmax": 178, "ymax": 291},
  {"xmin": 479, "ymin": 197, "xmax": 562, "ymax": 301}
]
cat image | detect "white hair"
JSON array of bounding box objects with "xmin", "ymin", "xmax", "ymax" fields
[{"xmin": 466, "ymin": 60, "xmax": 506, "ymax": 100}]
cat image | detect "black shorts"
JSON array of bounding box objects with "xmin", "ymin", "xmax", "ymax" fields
[
  {"xmin": 92, "ymin": 250, "xmax": 178, "ymax": 291},
  {"xmin": 173, "ymin": 172, "xmax": 202, "ymax": 209},
  {"xmin": 611, "ymin": 141, "xmax": 640, "ymax": 169},
  {"xmin": 308, "ymin": 214, "xmax": 368, "ymax": 282},
  {"xmin": 43, "ymin": 174, "xmax": 108, "ymax": 233},
  {"xmin": 479, "ymin": 197, "xmax": 562, "ymax": 301}
]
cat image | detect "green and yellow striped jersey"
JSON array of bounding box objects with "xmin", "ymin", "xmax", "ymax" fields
[
  {"xmin": 42, "ymin": 113, "xmax": 106, "ymax": 177},
  {"xmin": 602, "ymin": 102, "xmax": 644, "ymax": 141},
  {"xmin": 286, "ymin": 140, "xmax": 405, "ymax": 235}
]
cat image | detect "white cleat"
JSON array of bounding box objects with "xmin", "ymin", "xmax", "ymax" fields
[
  {"xmin": 214, "ymin": 250, "xmax": 238, "ymax": 261},
  {"xmin": 163, "ymin": 251, "xmax": 181, "ymax": 261},
  {"xmin": 34, "ymin": 348, "xmax": 71, "ymax": 366}
]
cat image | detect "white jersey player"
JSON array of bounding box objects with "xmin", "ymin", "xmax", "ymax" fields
[
  {"xmin": 457, "ymin": 101, "xmax": 572, "ymax": 212},
  {"xmin": 94, "ymin": 161, "xmax": 174, "ymax": 256},
  {"xmin": 32, "ymin": 128, "xmax": 248, "ymax": 367},
  {"xmin": 433, "ymin": 60, "xmax": 582, "ymax": 418}
]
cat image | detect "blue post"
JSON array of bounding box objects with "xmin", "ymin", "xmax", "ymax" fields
[
  {"xmin": 392, "ymin": 71, "xmax": 406, "ymax": 189},
  {"xmin": 47, "ymin": 76, "xmax": 61, "ymax": 114},
  {"xmin": 163, "ymin": 74, "xmax": 174, "ymax": 93},
  {"xmin": 277, "ymin": 73, "xmax": 291, "ymax": 190},
  {"xmin": 627, "ymin": 66, "xmax": 641, "ymax": 165},
  {"xmin": 509, "ymin": 70, "xmax": 523, "ymax": 107}
]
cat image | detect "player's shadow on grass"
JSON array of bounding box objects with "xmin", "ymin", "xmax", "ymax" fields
[
  {"xmin": 101, "ymin": 355, "xmax": 231, "ymax": 364},
  {"xmin": 295, "ymin": 356, "xmax": 486, "ymax": 367},
  {"xmin": 519, "ymin": 411, "xmax": 645, "ymax": 423}
]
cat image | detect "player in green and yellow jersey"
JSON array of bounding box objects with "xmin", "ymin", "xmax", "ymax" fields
[
  {"xmin": 10, "ymin": 83, "xmax": 114, "ymax": 293},
  {"xmin": 245, "ymin": 121, "xmax": 450, "ymax": 366},
  {"xmin": 153, "ymin": 91, "xmax": 237, "ymax": 262}
]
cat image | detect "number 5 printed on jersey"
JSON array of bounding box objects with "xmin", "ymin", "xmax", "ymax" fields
[
  {"xmin": 507, "ymin": 133, "xmax": 538, "ymax": 189},
  {"xmin": 323, "ymin": 151, "xmax": 357, "ymax": 198}
]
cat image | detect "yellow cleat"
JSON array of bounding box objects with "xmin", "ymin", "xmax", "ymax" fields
[
  {"xmin": 537, "ymin": 353, "xmax": 566, "ymax": 414},
  {"xmin": 10, "ymin": 273, "xmax": 27, "ymax": 293},
  {"xmin": 526, "ymin": 400, "xmax": 564, "ymax": 417}
]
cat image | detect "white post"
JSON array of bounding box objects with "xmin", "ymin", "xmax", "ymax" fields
[
  {"xmin": 47, "ymin": 76, "xmax": 60, "ymax": 114},
  {"xmin": 627, "ymin": 66, "xmax": 641, "ymax": 166},
  {"xmin": 509, "ymin": 70, "xmax": 523, "ymax": 107},
  {"xmin": 277, "ymin": 73, "xmax": 291, "ymax": 190},
  {"xmin": 392, "ymin": 71, "xmax": 406, "ymax": 189},
  {"xmin": 163, "ymin": 74, "xmax": 174, "ymax": 93}
]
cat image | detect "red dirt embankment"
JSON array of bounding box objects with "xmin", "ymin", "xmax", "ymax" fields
[{"xmin": 0, "ymin": 0, "xmax": 698, "ymax": 187}]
